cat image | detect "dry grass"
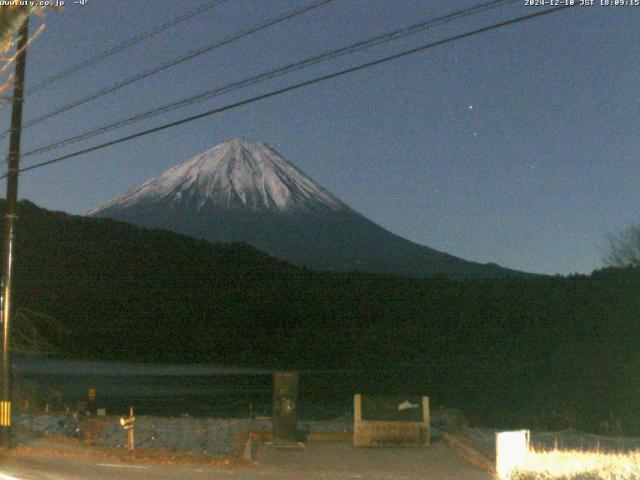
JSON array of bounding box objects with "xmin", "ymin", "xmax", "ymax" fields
[{"xmin": 508, "ymin": 448, "xmax": 640, "ymax": 480}]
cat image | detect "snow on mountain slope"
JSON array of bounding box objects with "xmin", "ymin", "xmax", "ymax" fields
[
  {"xmin": 90, "ymin": 138, "xmax": 528, "ymax": 279},
  {"xmin": 90, "ymin": 138, "xmax": 347, "ymax": 215}
]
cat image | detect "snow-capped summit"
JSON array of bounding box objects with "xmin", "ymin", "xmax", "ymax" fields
[
  {"xmin": 90, "ymin": 138, "xmax": 347, "ymax": 215},
  {"xmin": 90, "ymin": 138, "xmax": 526, "ymax": 279}
]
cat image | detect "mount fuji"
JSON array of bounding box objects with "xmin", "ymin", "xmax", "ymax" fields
[{"xmin": 89, "ymin": 138, "xmax": 525, "ymax": 278}]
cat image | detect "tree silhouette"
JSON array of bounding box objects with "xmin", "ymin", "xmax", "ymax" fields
[{"xmin": 605, "ymin": 224, "xmax": 640, "ymax": 268}]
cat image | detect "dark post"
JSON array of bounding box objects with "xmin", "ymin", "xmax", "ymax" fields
[
  {"xmin": 272, "ymin": 371, "xmax": 299, "ymax": 446},
  {"xmin": 0, "ymin": 17, "xmax": 29, "ymax": 448}
]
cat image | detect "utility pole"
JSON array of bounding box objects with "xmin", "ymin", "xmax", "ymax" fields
[{"xmin": 0, "ymin": 17, "xmax": 29, "ymax": 448}]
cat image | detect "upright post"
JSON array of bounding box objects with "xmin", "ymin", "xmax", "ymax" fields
[
  {"xmin": 272, "ymin": 371, "xmax": 299, "ymax": 446},
  {"xmin": 119, "ymin": 405, "xmax": 136, "ymax": 451},
  {"xmin": 127, "ymin": 406, "xmax": 135, "ymax": 452},
  {"xmin": 0, "ymin": 17, "xmax": 29, "ymax": 449}
]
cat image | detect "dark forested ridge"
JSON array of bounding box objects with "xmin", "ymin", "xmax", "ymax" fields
[{"xmin": 5, "ymin": 200, "xmax": 640, "ymax": 430}]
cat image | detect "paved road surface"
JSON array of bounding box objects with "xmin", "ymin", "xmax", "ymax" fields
[{"xmin": 0, "ymin": 441, "xmax": 493, "ymax": 479}]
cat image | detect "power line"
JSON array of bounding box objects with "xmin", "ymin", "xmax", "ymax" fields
[
  {"xmin": 7, "ymin": 5, "xmax": 574, "ymax": 179},
  {"xmin": 26, "ymin": 0, "xmax": 227, "ymax": 95},
  {"xmin": 0, "ymin": 0, "xmax": 335, "ymax": 141},
  {"xmin": 22, "ymin": 0, "xmax": 518, "ymax": 159}
]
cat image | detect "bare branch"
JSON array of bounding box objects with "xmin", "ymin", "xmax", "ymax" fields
[{"xmin": 604, "ymin": 224, "xmax": 640, "ymax": 268}]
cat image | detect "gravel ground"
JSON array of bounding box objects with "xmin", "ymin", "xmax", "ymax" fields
[
  {"xmin": 14, "ymin": 409, "xmax": 468, "ymax": 457},
  {"xmin": 17, "ymin": 413, "xmax": 82, "ymax": 438},
  {"xmin": 98, "ymin": 417, "xmax": 271, "ymax": 455}
]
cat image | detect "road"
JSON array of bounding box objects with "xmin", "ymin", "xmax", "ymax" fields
[{"xmin": 0, "ymin": 441, "xmax": 493, "ymax": 479}]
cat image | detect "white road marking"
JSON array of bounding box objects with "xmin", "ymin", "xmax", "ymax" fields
[{"xmin": 97, "ymin": 463, "xmax": 150, "ymax": 470}]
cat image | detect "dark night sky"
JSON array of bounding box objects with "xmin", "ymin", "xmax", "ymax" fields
[{"xmin": 1, "ymin": 0, "xmax": 638, "ymax": 275}]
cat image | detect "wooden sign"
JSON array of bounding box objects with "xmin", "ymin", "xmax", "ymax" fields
[{"xmin": 354, "ymin": 394, "xmax": 430, "ymax": 447}]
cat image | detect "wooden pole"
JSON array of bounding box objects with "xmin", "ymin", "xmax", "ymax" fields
[
  {"xmin": 0, "ymin": 17, "xmax": 29, "ymax": 448},
  {"xmin": 127, "ymin": 406, "xmax": 134, "ymax": 452}
]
